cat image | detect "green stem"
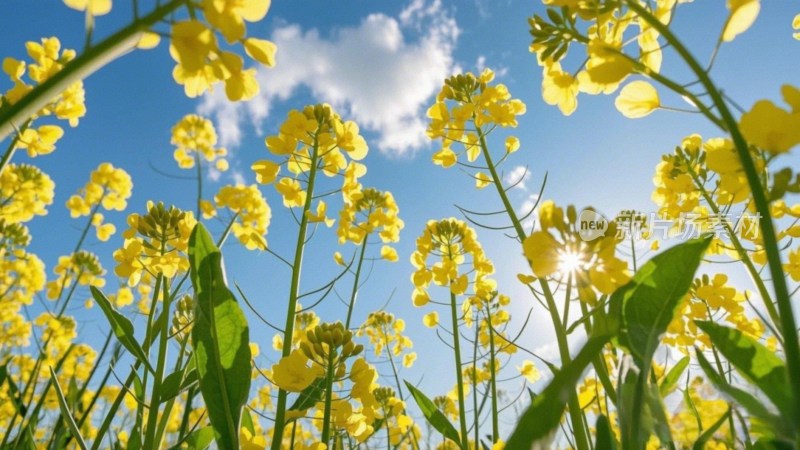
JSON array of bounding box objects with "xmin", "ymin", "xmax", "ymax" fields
[
  {"xmin": 0, "ymin": 120, "xmax": 30, "ymax": 176},
  {"xmin": 271, "ymin": 135, "xmax": 321, "ymax": 450},
  {"xmin": 320, "ymin": 351, "xmax": 337, "ymax": 446},
  {"xmin": 542, "ymin": 280, "xmax": 590, "ymax": 450},
  {"xmin": 449, "ymin": 292, "xmax": 470, "ymax": 449},
  {"xmin": 0, "ymin": 0, "xmax": 188, "ymax": 142},
  {"xmin": 683, "ymin": 157, "xmax": 781, "ymax": 329},
  {"xmin": 91, "ymin": 301, "xmax": 160, "ymax": 450},
  {"xmin": 55, "ymin": 332, "xmax": 114, "ymax": 447},
  {"xmin": 177, "ymin": 385, "xmax": 198, "ymax": 440},
  {"xmin": 562, "ymin": 272, "xmax": 573, "ymax": 330},
  {"xmin": 472, "ymin": 321, "xmax": 480, "ymax": 448},
  {"xmin": 142, "ymin": 278, "xmax": 172, "ymax": 449},
  {"xmin": 485, "ymin": 306, "xmax": 499, "ymax": 443},
  {"xmin": 9, "ymin": 346, "xmax": 75, "ymax": 448},
  {"xmin": 344, "ymin": 236, "xmax": 369, "ymax": 329},
  {"xmin": 196, "ymin": 152, "xmax": 203, "ymax": 219},
  {"xmin": 153, "ymin": 338, "xmax": 189, "ymax": 446},
  {"xmin": 476, "ymin": 125, "xmax": 590, "ymax": 450},
  {"xmin": 90, "ymin": 363, "xmax": 141, "ymax": 450},
  {"xmin": 382, "ymin": 327, "xmax": 423, "ymax": 449},
  {"xmin": 629, "ymin": 0, "xmax": 800, "ymax": 429}
]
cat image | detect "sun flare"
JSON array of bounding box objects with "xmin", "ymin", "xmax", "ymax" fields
[{"xmin": 558, "ymin": 249, "xmax": 586, "ymax": 275}]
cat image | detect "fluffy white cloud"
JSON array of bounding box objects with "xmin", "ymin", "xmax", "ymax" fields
[
  {"xmin": 520, "ymin": 193, "xmax": 540, "ymax": 232},
  {"xmin": 504, "ymin": 165, "xmax": 531, "ymax": 191},
  {"xmin": 198, "ymin": 0, "xmax": 459, "ymax": 157}
]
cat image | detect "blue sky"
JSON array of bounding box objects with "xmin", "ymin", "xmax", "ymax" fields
[{"xmin": 3, "ymin": 0, "xmax": 800, "ymax": 433}]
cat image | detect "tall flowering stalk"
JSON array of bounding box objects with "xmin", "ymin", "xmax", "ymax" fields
[
  {"xmin": 254, "ymin": 104, "xmax": 370, "ymax": 448},
  {"xmin": 425, "ymin": 70, "xmax": 606, "ymax": 450}
]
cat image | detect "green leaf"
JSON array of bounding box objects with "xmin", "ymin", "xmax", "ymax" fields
[
  {"xmin": 659, "ymin": 356, "xmax": 689, "ymax": 397},
  {"xmin": 752, "ymin": 438, "xmax": 795, "ymax": 450},
  {"xmin": 166, "ymin": 425, "xmax": 215, "ymax": 450},
  {"xmin": 159, "ymin": 369, "xmax": 198, "ymax": 403},
  {"xmin": 695, "ymin": 321, "xmax": 793, "ymax": 418},
  {"xmin": 505, "ymin": 334, "xmax": 611, "ymax": 449},
  {"xmin": 595, "ymin": 415, "xmax": 618, "ymax": 450},
  {"xmin": 615, "ymin": 235, "xmax": 711, "ymax": 368},
  {"xmin": 90, "ymin": 286, "xmax": 155, "ymax": 374},
  {"xmin": 644, "ymin": 382, "xmax": 673, "ymax": 445},
  {"xmin": 692, "ymin": 408, "xmax": 730, "ymax": 450},
  {"xmin": 49, "ymin": 367, "xmax": 88, "ymax": 450},
  {"xmin": 128, "ymin": 423, "xmax": 142, "ymax": 450},
  {"xmin": 186, "ymin": 426, "xmax": 216, "ymax": 450},
  {"xmin": 288, "ymin": 377, "xmax": 326, "ymax": 420},
  {"xmin": 189, "ymin": 223, "xmax": 252, "ymax": 450},
  {"xmin": 695, "ymin": 350, "xmax": 790, "ymax": 438},
  {"xmin": 404, "ymin": 380, "xmax": 462, "ymax": 448},
  {"xmin": 0, "ymin": 363, "xmax": 27, "ymax": 415},
  {"xmin": 241, "ymin": 409, "xmax": 255, "ymax": 435}
]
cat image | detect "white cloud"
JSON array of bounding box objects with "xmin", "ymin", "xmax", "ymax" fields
[
  {"xmin": 504, "ymin": 165, "xmax": 530, "ymax": 191},
  {"xmin": 231, "ymin": 169, "xmax": 246, "ymax": 185},
  {"xmin": 198, "ymin": 0, "xmax": 459, "ymax": 157},
  {"xmin": 520, "ymin": 193, "xmax": 540, "ymax": 232}
]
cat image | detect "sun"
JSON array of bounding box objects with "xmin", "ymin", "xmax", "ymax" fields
[{"xmin": 558, "ymin": 249, "xmax": 586, "ymax": 275}]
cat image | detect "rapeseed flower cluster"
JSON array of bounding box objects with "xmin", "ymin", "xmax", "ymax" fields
[
  {"xmin": 410, "ymin": 218, "xmax": 493, "ymax": 306},
  {"xmin": 171, "ymin": 114, "xmax": 229, "ymax": 171},
  {"xmin": 2, "ymin": 37, "xmax": 86, "ymax": 157},
  {"xmin": 169, "ymin": 0, "xmax": 276, "ymax": 100},
  {"xmin": 427, "ymin": 69, "xmax": 525, "ymax": 174},
  {"xmin": 66, "ymin": 163, "xmax": 133, "ymax": 242},
  {"xmin": 113, "ymin": 202, "xmax": 197, "ymax": 286},
  {"xmin": 522, "ymin": 201, "xmax": 630, "ymax": 304}
]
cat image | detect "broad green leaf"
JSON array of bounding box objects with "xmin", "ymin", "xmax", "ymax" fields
[
  {"xmin": 659, "ymin": 356, "xmax": 690, "ymax": 397},
  {"xmin": 129, "ymin": 423, "xmax": 142, "ymax": 450},
  {"xmin": 618, "ymin": 370, "xmax": 650, "ymax": 448},
  {"xmin": 692, "ymin": 408, "xmax": 730, "ymax": 450},
  {"xmin": 615, "ymin": 235, "xmax": 711, "ymax": 368},
  {"xmin": 159, "ymin": 369, "xmax": 198, "ymax": 403},
  {"xmin": 0, "ymin": 364, "xmax": 26, "ymax": 415},
  {"xmin": 752, "ymin": 438, "xmax": 795, "ymax": 450},
  {"xmin": 288, "ymin": 377, "xmax": 326, "ymax": 420},
  {"xmin": 189, "ymin": 223, "xmax": 252, "ymax": 450},
  {"xmin": 595, "ymin": 415, "xmax": 618, "ymax": 450},
  {"xmin": 618, "ymin": 371, "xmax": 673, "ymax": 448},
  {"xmin": 166, "ymin": 425, "xmax": 215, "ymax": 450},
  {"xmin": 505, "ymin": 334, "xmax": 611, "ymax": 449},
  {"xmin": 67, "ymin": 376, "xmax": 79, "ymax": 409},
  {"xmin": 695, "ymin": 320, "xmax": 793, "ymax": 418},
  {"xmin": 90, "ymin": 286, "xmax": 155, "ymax": 374},
  {"xmin": 645, "ymin": 382, "xmax": 673, "ymax": 445},
  {"xmin": 49, "ymin": 367, "xmax": 88, "ymax": 450},
  {"xmin": 186, "ymin": 426, "xmax": 216, "ymax": 450},
  {"xmin": 695, "ymin": 350, "xmax": 790, "ymax": 438},
  {"xmin": 404, "ymin": 380, "xmax": 462, "ymax": 448}
]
